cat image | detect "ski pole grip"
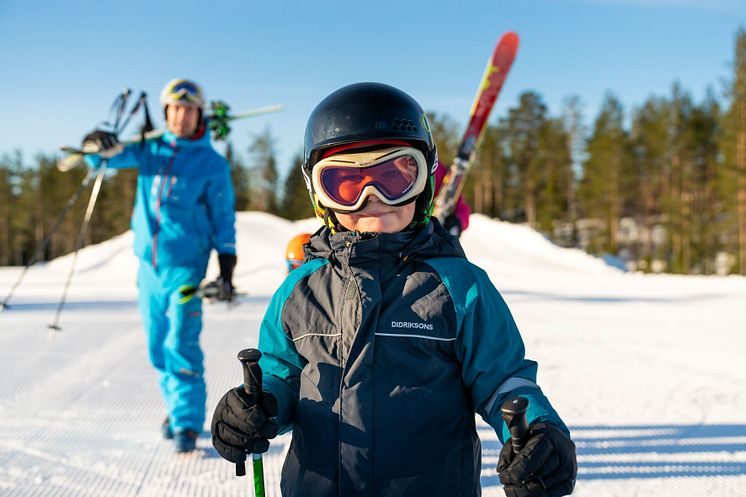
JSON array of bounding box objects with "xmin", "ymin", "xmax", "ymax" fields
[
  {"xmin": 235, "ymin": 348, "xmax": 263, "ymax": 477},
  {"xmin": 501, "ymin": 397, "xmax": 529, "ymax": 454},
  {"xmin": 238, "ymin": 348, "xmax": 263, "ymax": 399}
]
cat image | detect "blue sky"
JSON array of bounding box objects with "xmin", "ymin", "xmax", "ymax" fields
[{"xmin": 1, "ymin": 0, "xmax": 744, "ymax": 179}]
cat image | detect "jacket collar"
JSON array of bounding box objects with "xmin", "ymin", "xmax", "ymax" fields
[
  {"xmin": 307, "ymin": 219, "xmax": 466, "ymax": 268},
  {"xmin": 162, "ymin": 121, "xmax": 212, "ymax": 149}
]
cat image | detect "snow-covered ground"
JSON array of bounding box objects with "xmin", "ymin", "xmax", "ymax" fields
[{"xmin": 1, "ymin": 212, "xmax": 745, "ymax": 497}]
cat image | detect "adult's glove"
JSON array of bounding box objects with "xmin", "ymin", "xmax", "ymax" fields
[
  {"xmin": 203, "ymin": 253, "xmax": 236, "ymax": 301},
  {"xmin": 497, "ymin": 423, "xmax": 577, "ymax": 497},
  {"xmin": 81, "ymin": 130, "xmax": 122, "ymax": 158},
  {"xmin": 443, "ymin": 214, "xmax": 463, "ymax": 238},
  {"xmin": 211, "ymin": 386, "xmax": 279, "ymax": 463}
]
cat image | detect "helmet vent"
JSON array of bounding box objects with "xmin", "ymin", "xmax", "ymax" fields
[{"xmin": 392, "ymin": 118, "xmax": 417, "ymax": 132}]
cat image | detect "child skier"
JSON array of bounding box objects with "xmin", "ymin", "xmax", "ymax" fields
[{"xmin": 211, "ymin": 82, "xmax": 577, "ymax": 497}]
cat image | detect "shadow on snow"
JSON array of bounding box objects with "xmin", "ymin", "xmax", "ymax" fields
[{"xmin": 480, "ymin": 423, "xmax": 746, "ymax": 482}]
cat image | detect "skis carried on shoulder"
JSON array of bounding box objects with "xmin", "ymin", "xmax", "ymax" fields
[
  {"xmin": 433, "ymin": 31, "xmax": 519, "ymax": 223},
  {"xmin": 57, "ymin": 101, "xmax": 284, "ymax": 172}
]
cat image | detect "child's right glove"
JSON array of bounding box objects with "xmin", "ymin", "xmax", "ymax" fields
[
  {"xmin": 211, "ymin": 386, "xmax": 279, "ymax": 463},
  {"xmin": 497, "ymin": 423, "xmax": 577, "ymax": 497}
]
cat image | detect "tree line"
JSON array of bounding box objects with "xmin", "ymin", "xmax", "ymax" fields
[
  {"xmin": 445, "ymin": 28, "xmax": 746, "ymax": 275},
  {"xmin": 2, "ymin": 29, "xmax": 745, "ymax": 275}
]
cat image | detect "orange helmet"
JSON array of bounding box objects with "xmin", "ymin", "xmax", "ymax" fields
[{"xmin": 286, "ymin": 233, "xmax": 312, "ymax": 272}]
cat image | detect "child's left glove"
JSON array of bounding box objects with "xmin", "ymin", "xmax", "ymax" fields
[{"xmin": 497, "ymin": 423, "xmax": 577, "ymax": 497}]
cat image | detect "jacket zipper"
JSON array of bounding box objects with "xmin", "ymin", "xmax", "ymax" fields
[{"xmin": 152, "ymin": 144, "xmax": 178, "ymax": 269}]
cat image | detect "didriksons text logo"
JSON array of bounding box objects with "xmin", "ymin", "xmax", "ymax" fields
[{"xmin": 391, "ymin": 321, "xmax": 434, "ymax": 331}]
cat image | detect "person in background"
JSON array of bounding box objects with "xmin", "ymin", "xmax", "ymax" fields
[
  {"xmin": 82, "ymin": 78, "xmax": 237, "ymax": 453},
  {"xmin": 285, "ymin": 233, "xmax": 312, "ymax": 272},
  {"xmin": 434, "ymin": 160, "xmax": 471, "ymax": 237}
]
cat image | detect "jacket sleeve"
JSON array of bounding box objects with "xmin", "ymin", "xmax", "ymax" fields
[
  {"xmin": 83, "ymin": 142, "xmax": 143, "ymax": 170},
  {"xmin": 256, "ymin": 259, "xmax": 327, "ymax": 433},
  {"xmin": 204, "ymin": 157, "xmax": 236, "ymax": 255},
  {"xmin": 426, "ymin": 258, "xmax": 569, "ymax": 443}
]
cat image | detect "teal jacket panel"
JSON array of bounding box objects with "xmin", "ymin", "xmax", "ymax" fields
[{"xmin": 424, "ymin": 257, "xmax": 569, "ymax": 442}]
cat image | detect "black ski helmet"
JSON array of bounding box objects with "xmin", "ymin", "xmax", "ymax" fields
[{"xmin": 302, "ymin": 82, "xmax": 438, "ymax": 231}]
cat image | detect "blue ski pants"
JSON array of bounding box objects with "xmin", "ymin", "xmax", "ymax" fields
[{"xmin": 137, "ymin": 262, "xmax": 207, "ymax": 433}]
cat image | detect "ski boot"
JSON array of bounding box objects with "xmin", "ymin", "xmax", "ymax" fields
[{"xmin": 174, "ymin": 429, "xmax": 200, "ymax": 453}]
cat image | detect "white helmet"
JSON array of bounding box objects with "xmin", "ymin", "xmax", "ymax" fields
[{"xmin": 160, "ymin": 78, "xmax": 205, "ymax": 109}]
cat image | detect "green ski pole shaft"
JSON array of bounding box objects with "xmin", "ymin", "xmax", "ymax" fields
[
  {"xmin": 252, "ymin": 453, "xmax": 265, "ymax": 497},
  {"xmin": 237, "ymin": 348, "xmax": 266, "ymax": 496}
]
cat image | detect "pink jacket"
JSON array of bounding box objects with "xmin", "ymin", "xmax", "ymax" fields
[{"xmin": 433, "ymin": 161, "xmax": 471, "ymax": 231}]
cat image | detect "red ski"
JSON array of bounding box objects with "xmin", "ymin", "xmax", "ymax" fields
[{"xmin": 434, "ymin": 31, "xmax": 519, "ymax": 223}]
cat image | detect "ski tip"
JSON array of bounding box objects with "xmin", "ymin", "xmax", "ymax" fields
[{"xmin": 501, "ymin": 31, "xmax": 519, "ymax": 48}]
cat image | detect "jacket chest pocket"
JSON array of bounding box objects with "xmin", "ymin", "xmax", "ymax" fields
[
  {"xmin": 162, "ymin": 174, "xmax": 199, "ymax": 207},
  {"xmin": 292, "ymin": 331, "xmax": 343, "ymax": 366}
]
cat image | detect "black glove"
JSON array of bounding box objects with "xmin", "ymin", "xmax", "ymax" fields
[
  {"xmin": 81, "ymin": 130, "xmax": 121, "ymax": 158},
  {"xmin": 497, "ymin": 423, "xmax": 577, "ymax": 497},
  {"xmin": 204, "ymin": 253, "xmax": 237, "ymax": 301},
  {"xmin": 443, "ymin": 214, "xmax": 463, "ymax": 238},
  {"xmin": 211, "ymin": 386, "xmax": 279, "ymax": 463}
]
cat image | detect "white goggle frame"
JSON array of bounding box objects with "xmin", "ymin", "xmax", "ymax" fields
[{"xmin": 311, "ymin": 146, "xmax": 428, "ymax": 212}]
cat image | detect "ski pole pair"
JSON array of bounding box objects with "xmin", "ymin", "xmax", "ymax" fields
[
  {"xmin": 47, "ymin": 161, "xmax": 107, "ymax": 336},
  {"xmin": 1, "ymin": 168, "xmax": 97, "ymax": 313},
  {"xmin": 0, "ymin": 162, "xmax": 108, "ymax": 336}
]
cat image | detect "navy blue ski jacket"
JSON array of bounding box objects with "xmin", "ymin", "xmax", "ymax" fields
[{"xmin": 257, "ymin": 220, "xmax": 568, "ymax": 497}]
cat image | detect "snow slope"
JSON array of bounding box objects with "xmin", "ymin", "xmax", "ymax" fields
[{"xmin": 1, "ymin": 212, "xmax": 745, "ymax": 497}]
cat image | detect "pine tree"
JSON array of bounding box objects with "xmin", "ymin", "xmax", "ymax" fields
[
  {"xmin": 536, "ymin": 118, "xmax": 572, "ymax": 237},
  {"xmin": 721, "ymin": 28, "xmax": 746, "ymax": 275},
  {"xmin": 280, "ymin": 152, "xmax": 312, "ymax": 220},
  {"xmin": 560, "ymin": 95, "xmax": 585, "ymax": 245},
  {"xmin": 426, "ymin": 112, "xmax": 461, "ymax": 169},
  {"xmin": 225, "ymin": 142, "xmax": 251, "ymax": 211},
  {"xmin": 689, "ymin": 90, "xmax": 721, "ymax": 274},
  {"xmin": 631, "ymin": 96, "xmax": 669, "ymax": 270},
  {"xmin": 579, "ymin": 92, "xmax": 633, "ymax": 255},
  {"xmin": 501, "ymin": 91, "xmax": 549, "ymax": 226},
  {"xmin": 468, "ymin": 122, "xmax": 507, "ymax": 218},
  {"xmin": 247, "ymin": 127, "xmax": 279, "ymax": 213}
]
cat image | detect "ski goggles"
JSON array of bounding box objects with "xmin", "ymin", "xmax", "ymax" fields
[
  {"xmin": 164, "ymin": 80, "xmax": 203, "ymax": 106},
  {"xmin": 311, "ymin": 147, "xmax": 428, "ymax": 212}
]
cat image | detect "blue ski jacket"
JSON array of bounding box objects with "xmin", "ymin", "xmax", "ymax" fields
[
  {"xmin": 85, "ymin": 129, "xmax": 236, "ymax": 269},
  {"xmin": 257, "ymin": 220, "xmax": 569, "ymax": 497}
]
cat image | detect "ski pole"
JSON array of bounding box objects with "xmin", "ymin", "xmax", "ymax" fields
[
  {"xmin": 500, "ymin": 396, "xmax": 529, "ymax": 454},
  {"xmin": 47, "ymin": 161, "xmax": 108, "ymax": 336},
  {"xmin": 1, "ymin": 169, "xmax": 96, "ymax": 312},
  {"xmin": 237, "ymin": 348, "xmax": 266, "ymax": 497}
]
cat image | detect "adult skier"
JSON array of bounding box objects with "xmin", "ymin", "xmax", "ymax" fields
[
  {"xmin": 82, "ymin": 78, "xmax": 237, "ymax": 453},
  {"xmin": 211, "ymin": 82, "xmax": 576, "ymax": 496}
]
